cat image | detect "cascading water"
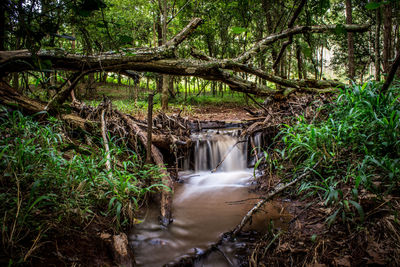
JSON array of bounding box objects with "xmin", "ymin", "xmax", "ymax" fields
[
  {"xmin": 177, "ymin": 130, "xmax": 250, "ymax": 202},
  {"xmin": 130, "ymin": 129, "xmax": 286, "ymax": 266},
  {"xmin": 192, "ymin": 130, "xmax": 247, "ymax": 172}
]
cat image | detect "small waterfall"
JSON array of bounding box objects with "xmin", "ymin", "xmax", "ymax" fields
[
  {"xmin": 253, "ymin": 132, "xmax": 263, "ymax": 153},
  {"xmin": 191, "ymin": 129, "xmax": 247, "ymax": 172},
  {"xmin": 248, "ymin": 131, "xmax": 263, "ymax": 166},
  {"xmin": 132, "ymin": 129, "xmax": 283, "ymax": 267}
]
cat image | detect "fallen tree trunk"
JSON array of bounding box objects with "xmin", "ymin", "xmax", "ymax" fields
[
  {"xmin": 0, "ymin": 20, "xmax": 369, "ymax": 103},
  {"xmin": 0, "ymin": 81, "xmax": 87, "ymax": 129}
]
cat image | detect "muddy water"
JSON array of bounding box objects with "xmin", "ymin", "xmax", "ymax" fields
[{"xmin": 130, "ymin": 130, "xmax": 289, "ymax": 266}]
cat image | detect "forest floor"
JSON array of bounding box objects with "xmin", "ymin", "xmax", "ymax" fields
[
  {"xmin": 82, "ymin": 83, "xmax": 255, "ymax": 121},
  {"xmin": 248, "ymin": 183, "xmax": 400, "ymax": 266}
]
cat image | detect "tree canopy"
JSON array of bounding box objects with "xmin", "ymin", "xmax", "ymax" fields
[{"xmin": 3, "ymin": 0, "xmax": 397, "ymax": 111}]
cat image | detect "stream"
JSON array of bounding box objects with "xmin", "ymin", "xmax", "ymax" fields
[{"xmin": 130, "ymin": 129, "xmax": 289, "ymax": 266}]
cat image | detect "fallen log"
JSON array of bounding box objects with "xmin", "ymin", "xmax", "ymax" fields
[
  {"xmin": 0, "ymin": 21, "xmax": 368, "ymax": 101},
  {"xmin": 0, "ymin": 81, "xmax": 88, "ymax": 129}
]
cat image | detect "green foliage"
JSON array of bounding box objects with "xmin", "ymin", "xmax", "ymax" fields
[
  {"xmin": 365, "ymin": 2, "xmax": 384, "ymax": 10},
  {"xmin": 231, "ymin": 26, "xmax": 247, "ymax": 35},
  {"xmin": 0, "ymin": 108, "xmax": 165, "ymax": 262},
  {"xmin": 273, "ymin": 81, "xmax": 400, "ymax": 225}
]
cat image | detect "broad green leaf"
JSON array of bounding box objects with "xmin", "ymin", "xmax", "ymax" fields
[
  {"xmin": 231, "ymin": 27, "xmax": 247, "ymax": 34},
  {"xmin": 365, "ymin": 2, "xmax": 383, "ymax": 10},
  {"xmin": 349, "ymin": 200, "xmax": 365, "ymax": 222}
]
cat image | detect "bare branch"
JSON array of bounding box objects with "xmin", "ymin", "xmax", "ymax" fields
[
  {"xmin": 272, "ymin": 0, "xmax": 307, "ymax": 69},
  {"xmin": 167, "ymin": 0, "xmax": 192, "ymax": 25},
  {"xmin": 165, "ymin": 18, "xmax": 203, "ymax": 48},
  {"xmin": 235, "ymin": 24, "xmax": 370, "ymax": 63},
  {"xmin": 381, "ymin": 52, "xmax": 400, "ymax": 94}
]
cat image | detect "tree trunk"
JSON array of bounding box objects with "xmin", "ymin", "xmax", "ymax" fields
[
  {"xmin": 346, "ymin": 0, "xmax": 355, "ymax": 80},
  {"xmin": 375, "ymin": 3, "xmax": 382, "ymax": 81},
  {"xmin": 161, "ymin": 75, "xmax": 169, "ymax": 110},
  {"xmin": 381, "ymin": 51, "xmax": 400, "ymax": 94},
  {"xmin": 320, "ymin": 44, "xmax": 324, "ymax": 79},
  {"xmin": 87, "ymin": 73, "xmax": 95, "ymax": 96},
  {"xmin": 159, "ymin": 0, "xmax": 169, "ymax": 111},
  {"xmin": 184, "ymin": 77, "xmax": 187, "ymax": 100},
  {"xmin": 296, "ymin": 43, "xmax": 303, "ymax": 79},
  {"xmin": 12, "ymin": 73, "xmax": 18, "ymax": 90},
  {"xmin": 0, "ymin": 5, "xmax": 5, "ymax": 51},
  {"xmin": 383, "ymin": 3, "xmax": 393, "ymax": 74}
]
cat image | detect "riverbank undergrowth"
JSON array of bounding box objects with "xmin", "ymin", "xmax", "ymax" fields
[
  {"xmin": 0, "ymin": 107, "xmax": 164, "ymax": 265},
  {"xmin": 253, "ymin": 81, "xmax": 400, "ymax": 266}
]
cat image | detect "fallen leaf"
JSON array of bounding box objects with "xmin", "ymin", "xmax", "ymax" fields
[{"xmin": 334, "ymin": 255, "xmax": 351, "ymax": 267}]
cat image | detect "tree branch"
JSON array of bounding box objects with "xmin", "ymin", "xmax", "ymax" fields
[
  {"xmin": 0, "ymin": 21, "xmax": 365, "ymax": 100},
  {"xmin": 165, "ymin": 18, "xmax": 203, "ymax": 48},
  {"xmin": 272, "ymin": 0, "xmax": 306, "ymax": 69},
  {"xmin": 380, "ymin": 52, "xmax": 400, "ymax": 94},
  {"xmin": 235, "ymin": 24, "xmax": 370, "ymax": 63}
]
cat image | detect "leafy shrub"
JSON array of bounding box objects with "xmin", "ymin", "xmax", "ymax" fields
[
  {"xmin": 272, "ymin": 81, "xmax": 400, "ymax": 225},
  {"xmin": 0, "ymin": 107, "xmax": 165, "ymax": 262}
]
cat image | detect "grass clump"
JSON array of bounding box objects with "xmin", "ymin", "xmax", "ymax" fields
[
  {"xmin": 0, "ymin": 107, "xmax": 164, "ymax": 264},
  {"xmin": 270, "ymin": 81, "xmax": 400, "ymax": 225}
]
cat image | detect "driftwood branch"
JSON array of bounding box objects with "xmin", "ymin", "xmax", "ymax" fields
[
  {"xmin": 232, "ymin": 162, "xmax": 318, "ymax": 235},
  {"xmin": 101, "ymin": 107, "xmax": 112, "ymax": 176},
  {"xmin": 211, "ymin": 140, "xmax": 245, "ymax": 173}
]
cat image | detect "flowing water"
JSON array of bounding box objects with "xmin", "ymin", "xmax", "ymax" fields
[{"xmin": 130, "ymin": 129, "xmax": 289, "ymax": 266}]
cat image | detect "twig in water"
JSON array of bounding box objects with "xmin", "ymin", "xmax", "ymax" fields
[
  {"xmin": 232, "ymin": 161, "xmax": 320, "ymax": 235},
  {"xmin": 211, "ymin": 140, "xmax": 246, "ymax": 173},
  {"xmin": 101, "ymin": 108, "xmax": 112, "ymax": 177}
]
